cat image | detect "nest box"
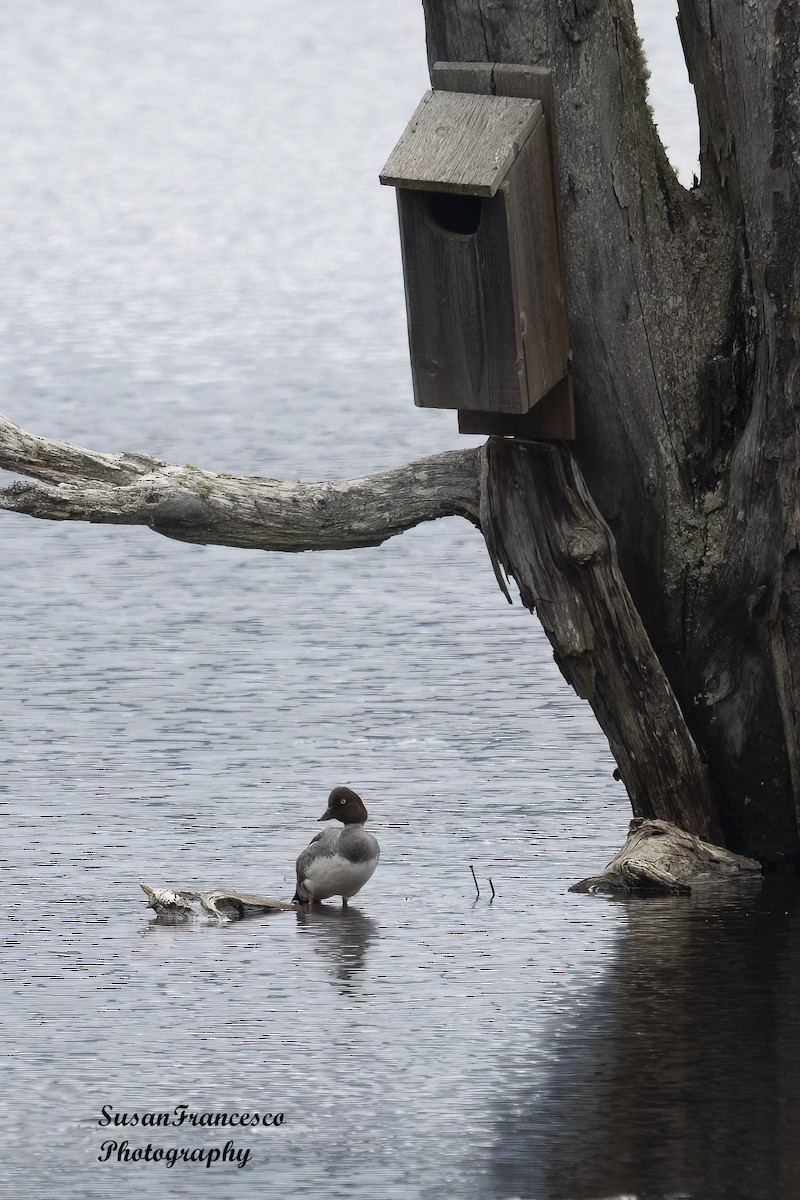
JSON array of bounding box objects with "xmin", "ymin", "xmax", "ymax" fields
[{"xmin": 380, "ymin": 65, "xmax": 572, "ymax": 439}]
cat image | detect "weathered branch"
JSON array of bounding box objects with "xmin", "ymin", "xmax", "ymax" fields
[
  {"xmin": 676, "ymin": 2, "xmax": 739, "ymax": 201},
  {"xmin": 0, "ymin": 413, "xmax": 481, "ymax": 551},
  {"xmin": 0, "ymin": 410, "xmax": 728, "ymax": 845},
  {"xmin": 482, "ymin": 437, "xmax": 721, "ymax": 844}
]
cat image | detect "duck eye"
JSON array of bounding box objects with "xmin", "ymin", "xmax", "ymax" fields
[{"xmin": 339, "ymin": 797, "xmax": 346, "ymax": 805}]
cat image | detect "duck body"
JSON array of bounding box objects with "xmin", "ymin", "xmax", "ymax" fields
[{"xmin": 294, "ymin": 787, "xmax": 380, "ymax": 905}]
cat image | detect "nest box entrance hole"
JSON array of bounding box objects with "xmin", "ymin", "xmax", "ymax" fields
[{"xmin": 421, "ymin": 191, "xmax": 483, "ymax": 237}]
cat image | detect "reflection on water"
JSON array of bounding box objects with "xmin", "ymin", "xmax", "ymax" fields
[
  {"xmin": 296, "ymin": 907, "xmax": 380, "ymax": 999},
  {"xmin": 489, "ymin": 878, "xmax": 800, "ymax": 1200}
]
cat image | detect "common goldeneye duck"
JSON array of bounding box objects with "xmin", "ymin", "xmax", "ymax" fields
[{"xmin": 293, "ymin": 787, "xmax": 380, "ymax": 906}]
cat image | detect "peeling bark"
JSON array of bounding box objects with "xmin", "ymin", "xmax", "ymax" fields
[{"xmin": 141, "ymin": 883, "xmax": 297, "ymax": 922}]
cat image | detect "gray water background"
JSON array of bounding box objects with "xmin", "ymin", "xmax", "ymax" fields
[{"xmin": 2, "ymin": 4, "xmax": 798, "ymax": 1199}]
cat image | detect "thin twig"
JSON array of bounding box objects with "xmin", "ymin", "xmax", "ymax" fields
[
  {"xmin": 470, "ymin": 864, "xmax": 480, "ymax": 898},
  {"xmin": 489, "ymin": 878, "xmax": 496, "ymax": 901}
]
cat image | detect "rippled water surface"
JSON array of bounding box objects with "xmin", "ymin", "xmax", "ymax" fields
[{"xmin": 2, "ymin": 4, "xmax": 793, "ymax": 1199}]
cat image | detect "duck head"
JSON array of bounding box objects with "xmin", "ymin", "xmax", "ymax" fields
[{"xmin": 319, "ymin": 786, "xmax": 369, "ymax": 825}]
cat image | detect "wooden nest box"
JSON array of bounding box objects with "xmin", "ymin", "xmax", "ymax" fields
[{"xmin": 380, "ymin": 65, "xmax": 572, "ymax": 439}]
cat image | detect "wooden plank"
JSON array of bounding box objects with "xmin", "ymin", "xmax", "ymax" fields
[
  {"xmin": 431, "ymin": 62, "xmax": 565, "ymax": 260},
  {"xmin": 432, "ymin": 60, "xmax": 494, "ymax": 95},
  {"xmin": 431, "ymin": 61, "xmax": 571, "ymax": 432},
  {"xmin": 503, "ymin": 119, "xmax": 570, "ymax": 406},
  {"xmin": 458, "ymin": 375, "xmax": 575, "ymax": 440},
  {"xmin": 385, "ymin": 61, "xmax": 571, "ymax": 428},
  {"xmin": 380, "ymin": 90, "xmax": 542, "ymax": 197},
  {"xmin": 397, "ymin": 188, "xmax": 526, "ymax": 412},
  {"xmin": 492, "ymin": 64, "xmax": 565, "ymax": 257},
  {"xmin": 394, "ymin": 115, "xmax": 567, "ymax": 416}
]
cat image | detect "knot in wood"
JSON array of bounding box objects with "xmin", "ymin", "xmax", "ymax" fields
[
  {"xmin": 566, "ymin": 527, "xmax": 604, "ymax": 564},
  {"xmin": 153, "ymin": 490, "xmax": 209, "ymax": 528}
]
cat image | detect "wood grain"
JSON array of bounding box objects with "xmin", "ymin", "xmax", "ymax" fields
[
  {"xmin": 571, "ymin": 819, "xmax": 762, "ymax": 895},
  {"xmin": 482, "ymin": 436, "xmax": 720, "ymax": 843},
  {"xmin": 0, "ymin": 413, "xmax": 481, "ymax": 551},
  {"xmin": 141, "ymin": 883, "xmax": 297, "ymax": 922},
  {"xmin": 432, "ymin": 61, "xmax": 564, "ymax": 256},
  {"xmin": 425, "ymin": 61, "xmax": 571, "ymax": 431},
  {"xmin": 502, "ymin": 117, "xmax": 569, "ymax": 404},
  {"xmin": 397, "ymin": 185, "xmax": 524, "ymax": 412},
  {"xmin": 380, "ymin": 89, "xmax": 541, "ymax": 197},
  {"xmin": 458, "ymin": 374, "xmax": 574, "ymax": 439}
]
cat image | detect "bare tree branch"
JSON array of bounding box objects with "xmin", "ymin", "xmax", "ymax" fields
[
  {"xmin": 0, "ymin": 412, "xmax": 481, "ymax": 551},
  {"xmin": 0, "ymin": 408, "xmax": 727, "ymax": 844}
]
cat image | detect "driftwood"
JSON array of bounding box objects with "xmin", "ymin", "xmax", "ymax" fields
[
  {"xmin": 141, "ymin": 883, "xmax": 298, "ymax": 923},
  {"xmin": 571, "ymin": 819, "xmax": 762, "ymax": 896},
  {"xmin": 142, "ymin": 816, "xmax": 763, "ymax": 917}
]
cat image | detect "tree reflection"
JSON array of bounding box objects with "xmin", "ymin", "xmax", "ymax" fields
[{"xmin": 488, "ymin": 877, "xmax": 800, "ymax": 1200}]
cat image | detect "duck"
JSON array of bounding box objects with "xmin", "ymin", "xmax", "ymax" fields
[{"xmin": 293, "ymin": 787, "xmax": 380, "ymax": 906}]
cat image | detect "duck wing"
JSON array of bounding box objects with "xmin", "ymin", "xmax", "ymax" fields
[{"xmin": 295, "ymin": 828, "xmax": 339, "ymax": 877}]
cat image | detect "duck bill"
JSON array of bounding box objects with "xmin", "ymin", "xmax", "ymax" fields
[{"xmin": 318, "ymin": 806, "xmax": 336, "ymax": 821}]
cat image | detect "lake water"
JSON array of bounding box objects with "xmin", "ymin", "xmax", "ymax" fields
[{"xmin": 1, "ymin": 4, "xmax": 794, "ymax": 1199}]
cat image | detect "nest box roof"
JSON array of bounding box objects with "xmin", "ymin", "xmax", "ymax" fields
[{"xmin": 379, "ymin": 89, "xmax": 542, "ymax": 198}]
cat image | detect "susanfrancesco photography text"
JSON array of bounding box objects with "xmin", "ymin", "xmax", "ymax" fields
[{"xmin": 96, "ymin": 1105, "xmax": 285, "ymax": 1170}]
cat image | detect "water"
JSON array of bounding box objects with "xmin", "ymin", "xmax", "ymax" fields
[{"xmin": 0, "ymin": 3, "xmax": 790, "ymax": 1198}]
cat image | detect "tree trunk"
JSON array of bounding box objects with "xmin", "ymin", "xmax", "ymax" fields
[
  {"xmin": 422, "ymin": 0, "xmax": 800, "ymax": 863},
  {"xmin": 481, "ymin": 437, "xmax": 720, "ymax": 840}
]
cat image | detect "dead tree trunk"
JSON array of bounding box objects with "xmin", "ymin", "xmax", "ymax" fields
[{"xmin": 422, "ymin": 0, "xmax": 800, "ymax": 863}]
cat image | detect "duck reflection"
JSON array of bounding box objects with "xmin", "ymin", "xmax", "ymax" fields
[
  {"xmin": 295, "ymin": 905, "xmax": 379, "ymax": 998},
  {"xmin": 487, "ymin": 876, "xmax": 800, "ymax": 1200}
]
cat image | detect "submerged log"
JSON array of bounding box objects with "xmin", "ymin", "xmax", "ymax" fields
[
  {"xmin": 141, "ymin": 882, "xmax": 298, "ymax": 923},
  {"xmin": 570, "ymin": 819, "xmax": 762, "ymax": 896}
]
